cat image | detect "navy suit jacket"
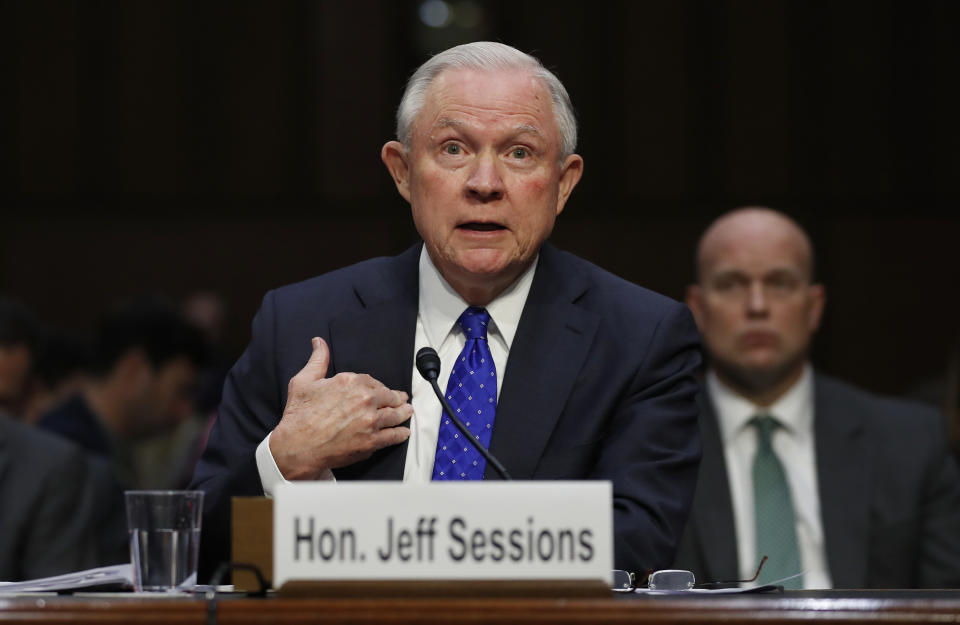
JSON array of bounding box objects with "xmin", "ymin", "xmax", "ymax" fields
[
  {"xmin": 191, "ymin": 242, "xmax": 702, "ymax": 580},
  {"xmin": 674, "ymin": 373, "xmax": 960, "ymax": 588}
]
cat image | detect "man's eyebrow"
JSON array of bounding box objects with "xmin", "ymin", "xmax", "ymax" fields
[
  {"xmin": 710, "ymin": 266, "xmax": 802, "ymax": 279},
  {"xmin": 710, "ymin": 268, "xmax": 748, "ymax": 279},
  {"xmin": 512, "ymin": 123, "xmax": 544, "ymax": 138},
  {"xmin": 434, "ymin": 117, "xmax": 465, "ymax": 130},
  {"xmin": 431, "ymin": 118, "xmax": 544, "ymax": 138}
]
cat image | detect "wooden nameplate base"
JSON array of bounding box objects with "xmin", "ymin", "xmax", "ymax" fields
[{"xmin": 276, "ymin": 579, "xmax": 610, "ymax": 598}]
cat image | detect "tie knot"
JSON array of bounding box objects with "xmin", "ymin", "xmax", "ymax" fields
[
  {"xmin": 750, "ymin": 414, "xmax": 780, "ymax": 444},
  {"xmin": 458, "ymin": 307, "xmax": 491, "ymax": 341}
]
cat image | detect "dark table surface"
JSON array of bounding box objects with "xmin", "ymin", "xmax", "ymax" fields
[{"xmin": 2, "ymin": 589, "xmax": 960, "ymax": 624}]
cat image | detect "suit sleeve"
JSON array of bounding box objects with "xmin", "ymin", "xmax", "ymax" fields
[
  {"xmin": 917, "ymin": 412, "xmax": 960, "ymax": 588},
  {"xmin": 22, "ymin": 445, "xmax": 99, "ymax": 579},
  {"xmin": 189, "ymin": 290, "xmax": 285, "ymax": 582},
  {"xmin": 598, "ymin": 303, "xmax": 703, "ymax": 574}
]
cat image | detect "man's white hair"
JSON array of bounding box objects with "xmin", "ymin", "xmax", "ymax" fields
[{"xmin": 395, "ymin": 41, "xmax": 578, "ymax": 158}]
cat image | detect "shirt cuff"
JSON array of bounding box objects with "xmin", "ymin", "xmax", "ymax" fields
[{"xmin": 256, "ymin": 430, "xmax": 335, "ymax": 498}]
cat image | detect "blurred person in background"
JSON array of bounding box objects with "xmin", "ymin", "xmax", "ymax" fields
[
  {"xmin": 0, "ymin": 297, "xmax": 39, "ymax": 420},
  {"xmin": 0, "ymin": 297, "xmax": 100, "ymax": 579},
  {"xmin": 20, "ymin": 329, "xmax": 91, "ymax": 425},
  {"xmin": 38, "ymin": 295, "xmax": 208, "ymax": 489},
  {"xmin": 132, "ymin": 291, "xmax": 230, "ymax": 489},
  {"xmin": 37, "ymin": 296, "xmax": 208, "ymax": 565},
  {"xmin": 949, "ymin": 342, "xmax": 960, "ymax": 464},
  {"xmin": 674, "ymin": 207, "xmax": 960, "ymax": 589},
  {"xmin": 908, "ymin": 336, "xmax": 960, "ymax": 466},
  {"xmin": 0, "ymin": 410, "xmax": 99, "ymax": 580}
]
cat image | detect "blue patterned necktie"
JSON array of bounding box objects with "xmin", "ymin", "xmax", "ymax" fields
[
  {"xmin": 752, "ymin": 415, "xmax": 804, "ymax": 589},
  {"xmin": 432, "ymin": 307, "xmax": 497, "ymax": 480}
]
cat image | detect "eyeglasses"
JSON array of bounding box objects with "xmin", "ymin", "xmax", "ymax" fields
[
  {"xmin": 612, "ymin": 556, "xmax": 768, "ymax": 592},
  {"xmin": 698, "ymin": 555, "xmax": 768, "ymax": 588}
]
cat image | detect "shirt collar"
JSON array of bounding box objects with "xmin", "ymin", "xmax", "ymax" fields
[
  {"xmin": 418, "ymin": 246, "xmax": 537, "ymax": 349},
  {"xmin": 708, "ymin": 363, "xmax": 814, "ymax": 444}
]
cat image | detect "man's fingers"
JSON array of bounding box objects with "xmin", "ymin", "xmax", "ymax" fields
[
  {"xmin": 371, "ymin": 387, "xmax": 408, "ymax": 408},
  {"xmin": 302, "ymin": 336, "xmax": 330, "ymax": 379},
  {"xmin": 376, "ymin": 424, "xmax": 411, "ymax": 448},
  {"xmin": 376, "ymin": 404, "xmax": 414, "ymax": 429},
  {"xmin": 338, "ymin": 423, "xmax": 411, "ymax": 468}
]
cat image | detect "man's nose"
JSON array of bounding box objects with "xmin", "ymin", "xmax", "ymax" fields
[
  {"xmin": 746, "ymin": 281, "xmax": 769, "ymax": 316},
  {"xmin": 465, "ymin": 153, "xmax": 504, "ymax": 202},
  {"xmin": 171, "ymin": 395, "xmax": 195, "ymax": 424}
]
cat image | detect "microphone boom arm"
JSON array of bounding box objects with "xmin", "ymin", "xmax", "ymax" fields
[{"xmin": 427, "ymin": 377, "xmax": 512, "ymax": 480}]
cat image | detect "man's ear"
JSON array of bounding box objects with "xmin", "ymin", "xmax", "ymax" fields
[
  {"xmin": 807, "ymin": 283, "xmax": 826, "ymax": 333},
  {"xmin": 381, "ymin": 141, "xmax": 411, "ymax": 203},
  {"xmin": 554, "ymin": 153, "xmax": 584, "ymax": 216}
]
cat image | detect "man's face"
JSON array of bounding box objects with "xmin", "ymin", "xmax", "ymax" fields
[
  {"xmin": 132, "ymin": 356, "xmax": 197, "ymax": 438},
  {"xmin": 382, "ymin": 68, "xmax": 582, "ymax": 302},
  {"xmin": 0, "ymin": 343, "xmax": 31, "ymax": 415},
  {"xmin": 687, "ymin": 216, "xmax": 825, "ymax": 393}
]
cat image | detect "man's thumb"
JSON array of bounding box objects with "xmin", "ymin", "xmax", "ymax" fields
[{"xmin": 303, "ymin": 336, "xmax": 330, "ymax": 378}]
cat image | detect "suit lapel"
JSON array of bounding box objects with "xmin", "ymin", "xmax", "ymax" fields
[
  {"xmin": 814, "ymin": 375, "xmax": 871, "ymax": 588},
  {"xmin": 489, "ymin": 243, "xmax": 600, "ymax": 479},
  {"xmin": 328, "ymin": 245, "xmax": 420, "ymax": 481},
  {"xmin": 692, "ymin": 394, "xmax": 741, "ymax": 582}
]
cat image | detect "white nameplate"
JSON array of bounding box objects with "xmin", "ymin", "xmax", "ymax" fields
[{"xmin": 273, "ymin": 481, "xmax": 612, "ymax": 587}]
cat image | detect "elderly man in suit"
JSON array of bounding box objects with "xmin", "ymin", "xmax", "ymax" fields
[
  {"xmin": 674, "ymin": 207, "xmax": 960, "ymax": 588},
  {"xmin": 191, "ymin": 41, "xmax": 703, "ymax": 581}
]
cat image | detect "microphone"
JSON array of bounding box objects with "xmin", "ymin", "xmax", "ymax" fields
[{"xmin": 415, "ymin": 346, "xmax": 512, "ymax": 480}]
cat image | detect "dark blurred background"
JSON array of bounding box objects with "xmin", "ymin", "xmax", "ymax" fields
[{"xmin": 2, "ymin": 0, "xmax": 958, "ymax": 398}]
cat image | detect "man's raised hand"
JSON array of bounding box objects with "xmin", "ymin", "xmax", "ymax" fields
[{"xmin": 270, "ymin": 337, "xmax": 412, "ymax": 480}]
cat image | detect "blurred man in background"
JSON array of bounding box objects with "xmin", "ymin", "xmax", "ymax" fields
[
  {"xmin": 37, "ymin": 296, "xmax": 207, "ymax": 565},
  {"xmin": 0, "ymin": 297, "xmax": 39, "ymax": 420},
  {"xmin": 0, "ymin": 297, "xmax": 99, "ymax": 580},
  {"xmin": 38, "ymin": 295, "xmax": 207, "ymax": 488},
  {"xmin": 20, "ymin": 329, "xmax": 90, "ymax": 425},
  {"xmin": 674, "ymin": 207, "xmax": 960, "ymax": 589},
  {"xmin": 909, "ymin": 336, "xmax": 960, "ymax": 466},
  {"xmin": 0, "ymin": 411, "xmax": 99, "ymax": 580},
  {"xmin": 0, "ymin": 295, "xmax": 92, "ymax": 425},
  {"xmin": 132, "ymin": 291, "xmax": 230, "ymax": 490}
]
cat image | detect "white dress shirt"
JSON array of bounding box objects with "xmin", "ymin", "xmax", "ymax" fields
[
  {"xmin": 707, "ymin": 365, "xmax": 833, "ymax": 589},
  {"xmin": 255, "ymin": 247, "xmax": 536, "ymax": 493}
]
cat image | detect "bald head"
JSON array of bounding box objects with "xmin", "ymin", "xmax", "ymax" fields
[
  {"xmin": 696, "ymin": 207, "xmax": 815, "ymax": 285},
  {"xmin": 687, "ymin": 206, "xmax": 825, "ymax": 405}
]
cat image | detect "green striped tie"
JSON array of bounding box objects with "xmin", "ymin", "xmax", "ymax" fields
[{"xmin": 752, "ymin": 415, "xmax": 803, "ymax": 589}]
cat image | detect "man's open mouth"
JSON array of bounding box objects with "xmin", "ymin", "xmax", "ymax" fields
[{"xmin": 458, "ymin": 222, "xmax": 506, "ymax": 231}]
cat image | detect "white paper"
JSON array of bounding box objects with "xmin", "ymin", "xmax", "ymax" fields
[{"xmin": 0, "ymin": 563, "xmax": 133, "ymax": 593}]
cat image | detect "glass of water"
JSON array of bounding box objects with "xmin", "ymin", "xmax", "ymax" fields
[{"xmin": 125, "ymin": 490, "xmax": 204, "ymax": 592}]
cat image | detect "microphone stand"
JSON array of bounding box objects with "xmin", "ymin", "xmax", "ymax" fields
[
  {"xmin": 425, "ymin": 377, "xmax": 512, "ymax": 480},
  {"xmin": 416, "ymin": 346, "xmax": 511, "ymax": 480}
]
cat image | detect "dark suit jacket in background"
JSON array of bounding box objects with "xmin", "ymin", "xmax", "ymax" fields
[
  {"xmin": 674, "ymin": 373, "xmax": 960, "ymax": 588},
  {"xmin": 36, "ymin": 394, "xmax": 131, "ymax": 567},
  {"xmin": 0, "ymin": 414, "xmax": 98, "ymax": 581},
  {"xmin": 38, "ymin": 394, "xmax": 113, "ymax": 460},
  {"xmin": 191, "ymin": 242, "xmax": 703, "ymax": 580}
]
